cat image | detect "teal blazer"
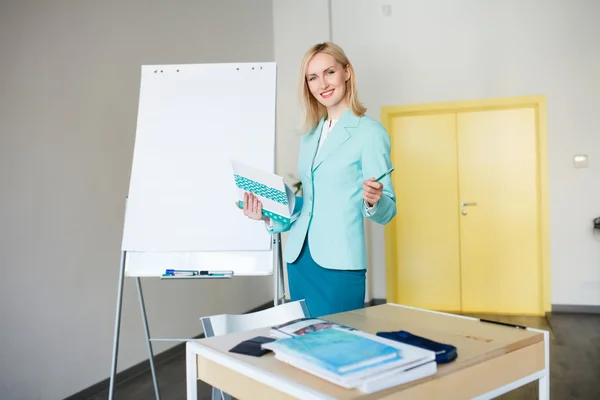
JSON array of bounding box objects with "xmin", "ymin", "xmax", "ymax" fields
[{"xmin": 268, "ymin": 108, "xmax": 396, "ymax": 271}]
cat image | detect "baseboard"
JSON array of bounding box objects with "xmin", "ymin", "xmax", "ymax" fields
[
  {"xmin": 367, "ymin": 298, "xmax": 387, "ymax": 307},
  {"xmin": 64, "ymin": 299, "xmax": 275, "ymax": 400},
  {"xmin": 552, "ymin": 304, "xmax": 600, "ymax": 314},
  {"xmin": 365, "ymin": 300, "xmax": 600, "ymax": 314}
]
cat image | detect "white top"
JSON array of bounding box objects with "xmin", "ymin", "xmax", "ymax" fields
[{"xmin": 313, "ymin": 118, "xmax": 338, "ymax": 166}]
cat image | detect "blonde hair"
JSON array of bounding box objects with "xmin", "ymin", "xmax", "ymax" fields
[{"xmin": 298, "ymin": 42, "xmax": 366, "ymax": 132}]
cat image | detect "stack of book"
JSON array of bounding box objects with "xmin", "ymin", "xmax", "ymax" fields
[{"xmin": 263, "ymin": 319, "xmax": 437, "ymax": 394}]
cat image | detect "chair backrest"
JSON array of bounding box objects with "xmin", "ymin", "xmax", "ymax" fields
[{"xmin": 200, "ymin": 300, "xmax": 311, "ymax": 338}]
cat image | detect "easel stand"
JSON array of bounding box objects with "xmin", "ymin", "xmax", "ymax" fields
[{"xmin": 108, "ymin": 233, "xmax": 286, "ymax": 400}]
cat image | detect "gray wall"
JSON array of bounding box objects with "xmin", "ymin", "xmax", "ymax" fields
[{"xmin": 0, "ymin": 1, "xmax": 275, "ymax": 399}]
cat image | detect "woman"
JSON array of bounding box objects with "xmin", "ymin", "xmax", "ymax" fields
[{"xmin": 241, "ymin": 42, "xmax": 396, "ymax": 317}]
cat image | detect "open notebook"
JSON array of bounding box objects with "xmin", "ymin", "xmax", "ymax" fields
[{"xmin": 232, "ymin": 160, "xmax": 295, "ymax": 225}]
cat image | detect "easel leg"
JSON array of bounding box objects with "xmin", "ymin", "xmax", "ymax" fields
[
  {"xmin": 277, "ymin": 233, "xmax": 285, "ymax": 304},
  {"xmin": 273, "ymin": 233, "xmax": 285, "ymax": 306},
  {"xmin": 136, "ymin": 278, "xmax": 160, "ymax": 400},
  {"xmin": 108, "ymin": 251, "xmax": 126, "ymax": 400},
  {"xmin": 273, "ymin": 234, "xmax": 279, "ymax": 306},
  {"xmin": 277, "ymin": 233, "xmax": 286, "ymax": 303},
  {"xmin": 212, "ymin": 387, "xmax": 233, "ymax": 400}
]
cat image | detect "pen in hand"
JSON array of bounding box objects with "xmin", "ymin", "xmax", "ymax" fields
[
  {"xmin": 363, "ymin": 167, "xmax": 395, "ymax": 207},
  {"xmin": 375, "ymin": 167, "xmax": 395, "ymax": 182}
]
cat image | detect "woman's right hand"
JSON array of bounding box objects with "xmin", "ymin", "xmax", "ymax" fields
[{"xmin": 238, "ymin": 192, "xmax": 270, "ymax": 223}]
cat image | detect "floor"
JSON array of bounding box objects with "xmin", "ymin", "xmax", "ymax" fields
[{"xmin": 93, "ymin": 312, "xmax": 600, "ymax": 400}]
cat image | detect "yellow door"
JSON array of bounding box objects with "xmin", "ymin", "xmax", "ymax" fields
[
  {"xmin": 457, "ymin": 108, "xmax": 540, "ymax": 314},
  {"xmin": 390, "ymin": 113, "xmax": 462, "ymax": 312},
  {"xmin": 384, "ymin": 99, "xmax": 546, "ymax": 316}
]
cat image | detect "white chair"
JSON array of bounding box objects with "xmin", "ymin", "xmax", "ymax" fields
[{"xmin": 200, "ymin": 300, "xmax": 311, "ymax": 400}]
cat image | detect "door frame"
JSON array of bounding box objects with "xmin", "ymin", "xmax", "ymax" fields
[{"xmin": 381, "ymin": 95, "xmax": 550, "ymax": 314}]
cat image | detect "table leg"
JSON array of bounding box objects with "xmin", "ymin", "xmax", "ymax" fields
[
  {"xmin": 539, "ymin": 375, "xmax": 549, "ymax": 399},
  {"xmin": 539, "ymin": 329, "xmax": 550, "ymax": 399},
  {"xmin": 186, "ymin": 343, "xmax": 198, "ymax": 400},
  {"xmin": 538, "ymin": 331, "xmax": 550, "ymax": 400}
]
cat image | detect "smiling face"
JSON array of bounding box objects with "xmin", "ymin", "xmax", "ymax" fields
[
  {"xmin": 305, "ymin": 52, "xmax": 350, "ymax": 113},
  {"xmin": 298, "ymin": 42, "xmax": 366, "ymax": 131}
]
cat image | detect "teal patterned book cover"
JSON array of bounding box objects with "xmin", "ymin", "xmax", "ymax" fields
[
  {"xmin": 265, "ymin": 328, "xmax": 403, "ymax": 375},
  {"xmin": 231, "ymin": 160, "xmax": 295, "ymax": 224}
]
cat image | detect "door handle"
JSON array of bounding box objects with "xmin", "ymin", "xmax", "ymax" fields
[{"xmin": 461, "ymin": 202, "xmax": 477, "ymax": 207}]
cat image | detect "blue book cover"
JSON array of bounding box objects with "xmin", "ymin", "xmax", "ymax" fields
[{"xmin": 268, "ymin": 328, "xmax": 403, "ymax": 375}]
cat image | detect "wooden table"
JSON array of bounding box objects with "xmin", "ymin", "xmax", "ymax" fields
[{"xmin": 186, "ymin": 303, "xmax": 549, "ymax": 399}]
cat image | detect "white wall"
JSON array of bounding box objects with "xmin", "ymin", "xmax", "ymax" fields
[
  {"xmin": 273, "ymin": 0, "xmax": 600, "ymax": 306},
  {"xmin": 0, "ymin": 1, "xmax": 275, "ymax": 399}
]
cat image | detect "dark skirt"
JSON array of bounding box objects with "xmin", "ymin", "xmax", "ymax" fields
[{"xmin": 287, "ymin": 239, "xmax": 366, "ymax": 318}]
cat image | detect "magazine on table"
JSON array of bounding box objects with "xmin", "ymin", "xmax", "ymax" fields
[{"xmin": 269, "ymin": 317, "xmax": 355, "ymax": 338}]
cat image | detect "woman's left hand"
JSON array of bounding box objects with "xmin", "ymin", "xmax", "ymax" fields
[{"xmin": 363, "ymin": 178, "xmax": 383, "ymax": 207}]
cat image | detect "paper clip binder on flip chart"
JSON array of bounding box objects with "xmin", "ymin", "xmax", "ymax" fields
[{"xmin": 160, "ymin": 269, "xmax": 234, "ymax": 279}]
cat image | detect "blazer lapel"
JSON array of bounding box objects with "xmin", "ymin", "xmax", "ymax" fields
[
  {"xmin": 300, "ymin": 117, "xmax": 325, "ymax": 174},
  {"xmin": 312, "ymin": 108, "xmax": 358, "ymax": 171}
]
